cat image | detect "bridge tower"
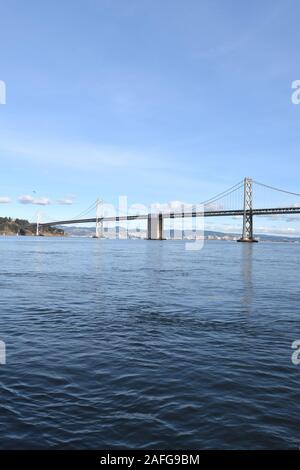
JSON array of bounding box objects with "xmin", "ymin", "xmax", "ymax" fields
[
  {"xmin": 238, "ymin": 177, "xmax": 257, "ymax": 243},
  {"xmin": 95, "ymin": 199, "xmax": 103, "ymax": 238}
]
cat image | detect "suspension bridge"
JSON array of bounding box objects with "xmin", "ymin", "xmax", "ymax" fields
[{"xmin": 39, "ymin": 178, "xmax": 300, "ymax": 242}]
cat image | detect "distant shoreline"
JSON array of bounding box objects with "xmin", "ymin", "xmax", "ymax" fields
[{"xmin": 1, "ymin": 233, "xmax": 300, "ymax": 243}]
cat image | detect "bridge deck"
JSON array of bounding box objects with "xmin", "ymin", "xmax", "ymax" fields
[{"xmin": 40, "ymin": 207, "xmax": 300, "ymax": 227}]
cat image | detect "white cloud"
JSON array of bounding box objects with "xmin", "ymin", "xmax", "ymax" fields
[
  {"xmin": 18, "ymin": 195, "xmax": 51, "ymax": 205},
  {"xmin": 18, "ymin": 194, "xmax": 75, "ymax": 206},
  {"xmin": 0, "ymin": 197, "xmax": 11, "ymax": 204},
  {"xmin": 57, "ymin": 197, "xmax": 75, "ymax": 205}
]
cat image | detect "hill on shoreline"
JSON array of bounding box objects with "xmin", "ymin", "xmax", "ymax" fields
[{"xmin": 0, "ymin": 217, "xmax": 64, "ymax": 236}]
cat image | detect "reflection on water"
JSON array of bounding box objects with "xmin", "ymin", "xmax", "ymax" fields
[{"xmin": 241, "ymin": 243, "xmax": 254, "ymax": 310}]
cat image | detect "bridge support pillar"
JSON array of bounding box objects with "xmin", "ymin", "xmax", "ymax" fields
[
  {"xmin": 238, "ymin": 177, "xmax": 258, "ymax": 243},
  {"xmin": 147, "ymin": 213, "xmax": 164, "ymax": 240}
]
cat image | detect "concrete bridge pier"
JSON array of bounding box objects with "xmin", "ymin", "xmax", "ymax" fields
[{"xmin": 147, "ymin": 213, "xmax": 164, "ymax": 240}]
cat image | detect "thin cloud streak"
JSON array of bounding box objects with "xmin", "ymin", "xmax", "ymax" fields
[
  {"xmin": 1, "ymin": 137, "xmax": 151, "ymax": 171},
  {"xmin": 18, "ymin": 195, "xmax": 51, "ymax": 206},
  {"xmin": 0, "ymin": 197, "xmax": 11, "ymax": 204},
  {"xmin": 18, "ymin": 195, "xmax": 75, "ymax": 206},
  {"xmin": 57, "ymin": 197, "xmax": 75, "ymax": 205}
]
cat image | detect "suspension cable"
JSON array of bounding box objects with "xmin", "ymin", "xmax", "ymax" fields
[
  {"xmin": 201, "ymin": 180, "xmax": 244, "ymax": 205},
  {"xmin": 70, "ymin": 200, "xmax": 98, "ymax": 220},
  {"xmin": 253, "ymin": 180, "xmax": 300, "ymax": 197},
  {"xmin": 41, "ymin": 200, "xmax": 99, "ymax": 224}
]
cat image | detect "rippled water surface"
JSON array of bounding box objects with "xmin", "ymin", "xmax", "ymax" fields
[{"xmin": 0, "ymin": 237, "xmax": 299, "ymax": 449}]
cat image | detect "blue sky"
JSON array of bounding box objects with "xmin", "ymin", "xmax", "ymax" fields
[{"xmin": 1, "ymin": 0, "xmax": 300, "ymax": 234}]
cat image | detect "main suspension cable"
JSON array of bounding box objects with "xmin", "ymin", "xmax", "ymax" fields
[{"xmin": 253, "ymin": 180, "xmax": 300, "ymax": 197}]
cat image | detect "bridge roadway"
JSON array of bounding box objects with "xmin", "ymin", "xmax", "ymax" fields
[{"xmin": 40, "ymin": 207, "xmax": 300, "ymax": 227}]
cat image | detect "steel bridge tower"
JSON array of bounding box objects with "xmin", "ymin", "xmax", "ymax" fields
[{"xmin": 238, "ymin": 177, "xmax": 257, "ymax": 243}]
